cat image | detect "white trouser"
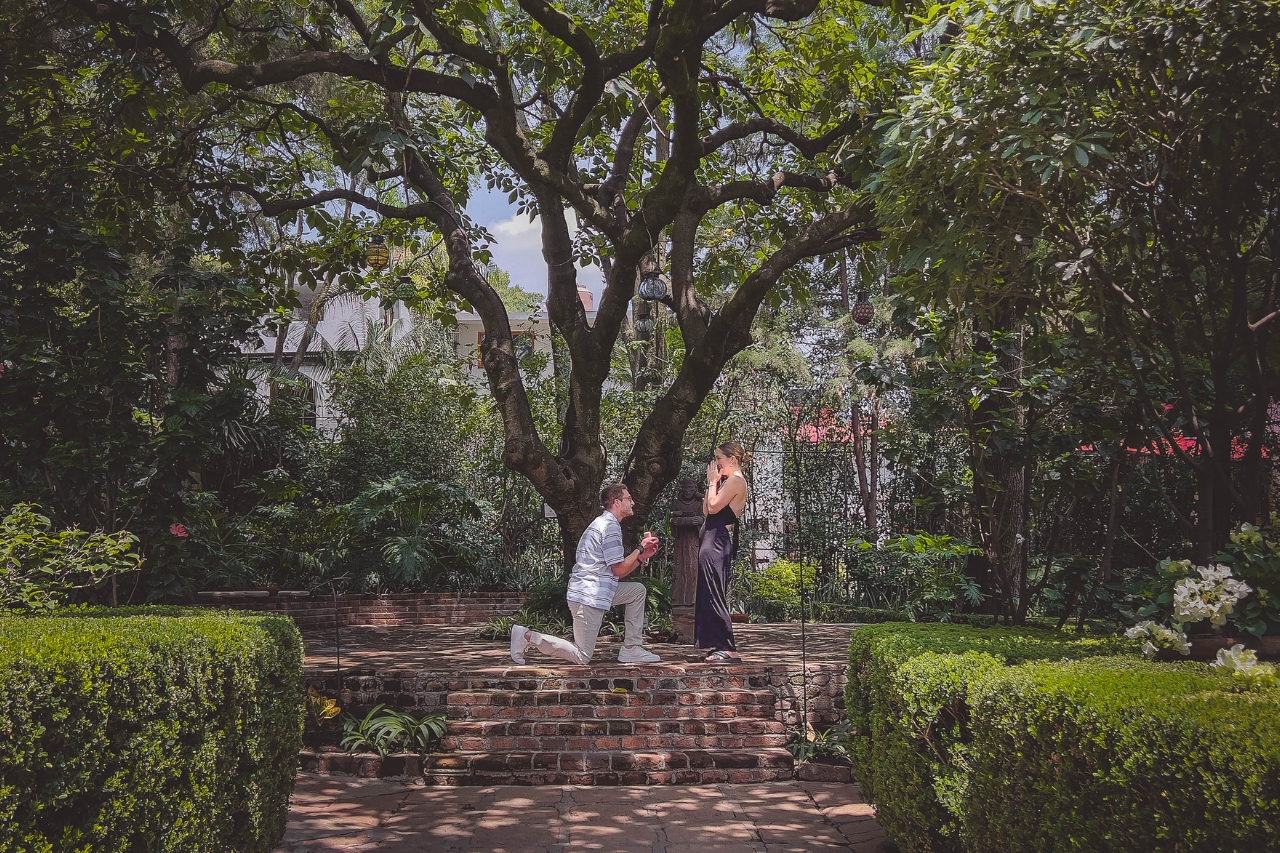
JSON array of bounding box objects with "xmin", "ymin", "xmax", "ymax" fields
[{"xmin": 530, "ymin": 581, "xmax": 647, "ymax": 665}]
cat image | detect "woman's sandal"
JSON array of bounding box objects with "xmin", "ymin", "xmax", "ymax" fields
[{"xmin": 704, "ymin": 650, "xmax": 742, "ymax": 663}]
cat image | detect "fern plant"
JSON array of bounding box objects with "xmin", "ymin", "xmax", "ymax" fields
[{"xmin": 787, "ymin": 719, "xmax": 852, "ymax": 763}]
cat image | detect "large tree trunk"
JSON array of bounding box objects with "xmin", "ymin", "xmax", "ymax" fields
[{"xmin": 969, "ymin": 317, "xmax": 1027, "ymax": 621}]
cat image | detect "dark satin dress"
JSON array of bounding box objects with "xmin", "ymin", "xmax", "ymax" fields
[{"xmin": 695, "ymin": 476, "xmax": 738, "ymax": 651}]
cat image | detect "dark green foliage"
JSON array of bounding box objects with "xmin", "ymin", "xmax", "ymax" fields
[
  {"xmin": 964, "ymin": 658, "xmax": 1280, "ymax": 852},
  {"xmin": 520, "ymin": 576, "xmax": 575, "ymax": 625},
  {"xmin": 846, "ymin": 623, "xmax": 1280, "ymax": 852},
  {"xmin": 0, "ymin": 609, "xmax": 303, "ymax": 852},
  {"xmin": 339, "ymin": 705, "xmax": 446, "ymax": 758},
  {"xmin": 845, "ymin": 623, "xmax": 1137, "ymax": 852},
  {"xmin": 0, "ymin": 3, "xmax": 296, "ymax": 601},
  {"xmin": 316, "ymin": 339, "xmax": 473, "ymax": 496},
  {"xmin": 1213, "ymin": 523, "xmax": 1280, "ymax": 637},
  {"xmin": 0, "ymin": 504, "xmax": 141, "ymax": 611}
]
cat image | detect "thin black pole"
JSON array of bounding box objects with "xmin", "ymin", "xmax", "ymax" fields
[
  {"xmin": 333, "ymin": 584, "xmax": 342, "ymax": 695},
  {"xmin": 790, "ymin": 402, "xmax": 809, "ymax": 734}
]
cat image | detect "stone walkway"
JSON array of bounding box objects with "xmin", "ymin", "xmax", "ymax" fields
[
  {"xmin": 303, "ymin": 623, "xmax": 856, "ymax": 673},
  {"xmin": 277, "ymin": 773, "xmax": 891, "ymax": 852}
]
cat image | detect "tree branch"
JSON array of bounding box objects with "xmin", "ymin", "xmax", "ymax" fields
[
  {"xmin": 515, "ymin": 0, "xmax": 605, "ymax": 167},
  {"xmin": 701, "ymin": 115, "xmax": 862, "ymax": 159},
  {"xmin": 69, "ymin": 1, "xmax": 500, "ymax": 109}
]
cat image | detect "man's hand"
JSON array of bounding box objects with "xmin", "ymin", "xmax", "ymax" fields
[{"xmin": 612, "ymin": 532, "xmax": 660, "ymax": 578}]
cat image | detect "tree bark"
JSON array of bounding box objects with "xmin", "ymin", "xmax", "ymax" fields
[{"xmin": 969, "ymin": 317, "xmax": 1027, "ymax": 621}]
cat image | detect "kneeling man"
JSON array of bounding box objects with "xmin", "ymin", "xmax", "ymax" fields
[{"xmin": 511, "ymin": 484, "xmax": 661, "ymax": 665}]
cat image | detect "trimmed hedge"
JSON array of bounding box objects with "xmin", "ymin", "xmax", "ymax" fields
[
  {"xmin": 846, "ymin": 623, "xmax": 1280, "ymax": 853},
  {"xmin": 0, "ymin": 608, "xmax": 304, "ymax": 852},
  {"xmin": 966, "ymin": 657, "xmax": 1280, "ymax": 851}
]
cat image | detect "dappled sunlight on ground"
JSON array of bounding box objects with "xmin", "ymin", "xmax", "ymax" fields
[{"xmin": 275, "ymin": 774, "xmax": 890, "ymax": 852}]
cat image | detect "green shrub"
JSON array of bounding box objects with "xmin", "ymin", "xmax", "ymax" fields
[
  {"xmin": 0, "ymin": 504, "xmax": 141, "ymax": 612},
  {"xmin": 0, "ymin": 608, "xmax": 303, "ymax": 852},
  {"xmin": 963, "ymin": 657, "xmax": 1280, "ymax": 852},
  {"xmin": 846, "ymin": 622, "xmax": 1280, "ymax": 853},
  {"xmin": 845, "ymin": 623, "xmax": 1137, "ymax": 852},
  {"xmin": 748, "ymin": 559, "xmax": 816, "ymax": 611}
]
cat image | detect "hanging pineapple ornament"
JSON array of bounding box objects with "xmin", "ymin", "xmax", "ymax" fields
[{"xmin": 852, "ymin": 291, "xmax": 875, "ymax": 325}]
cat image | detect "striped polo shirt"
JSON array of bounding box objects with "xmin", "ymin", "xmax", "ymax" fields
[{"xmin": 566, "ymin": 510, "xmax": 627, "ymax": 610}]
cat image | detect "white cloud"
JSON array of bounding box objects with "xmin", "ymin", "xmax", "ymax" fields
[
  {"xmin": 484, "ymin": 210, "xmax": 604, "ymax": 304},
  {"xmin": 492, "ymin": 214, "xmax": 540, "ymax": 238}
]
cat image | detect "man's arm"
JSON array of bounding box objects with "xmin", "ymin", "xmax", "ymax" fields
[
  {"xmin": 609, "ymin": 533, "xmax": 659, "ymax": 578},
  {"xmin": 609, "ymin": 548, "xmax": 646, "ymax": 578}
]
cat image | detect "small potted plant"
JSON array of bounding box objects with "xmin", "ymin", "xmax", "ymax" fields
[{"xmin": 303, "ymin": 686, "xmax": 342, "ymax": 748}]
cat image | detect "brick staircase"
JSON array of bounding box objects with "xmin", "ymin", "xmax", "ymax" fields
[
  {"xmin": 296, "ymin": 624, "xmax": 854, "ymax": 786},
  {"xmin": 428, "ymin": 669, "xmax": 794, "ymax": 784},
  {"xmin": 298, "ymin": 662, "xmax": 837, "ymax": 785}
]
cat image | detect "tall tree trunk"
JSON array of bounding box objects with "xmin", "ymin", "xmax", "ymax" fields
[
  {"xmin": 970, "ymin": 319, "xmax": 1027, "ymax": 621},
  {"xmin": 868, "ymin": 396, "xmax": 879, "ymax": 534},
  {"xmin": 850, "ymin": 395, "xmax": 872, "ymax": 529},
  {"xmin": 1192, "ymin": 463, "xmax": 1216, "ymax": 565},
  {"xmin": 838, "ymin": 252, "xmax": 850, "ymax": 313}
]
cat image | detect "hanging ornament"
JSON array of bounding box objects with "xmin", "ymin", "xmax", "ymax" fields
[
  {"xmin": 852, "ymin": 291, "xmax": 875, "ymax": 325},
  {"xmin": 364, "ymin": 235, "xmax": 390, "ymax": 271},
  {"xmin": 394, "ymin": 275, "xmax": 417, "ymax": 301},
  {"xmin": 638, "ymin": 273, "xmax": 669, "ymax": 301}
]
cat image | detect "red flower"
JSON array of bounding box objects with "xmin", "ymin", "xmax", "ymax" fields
[{"xmin": 169, "ymin": 523, "xmax": 188, "ymax": 538}]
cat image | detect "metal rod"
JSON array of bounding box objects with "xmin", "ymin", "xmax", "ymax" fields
[{"xmin": 334, "ymin": 584, "xmax": 341, "ymax": 693}]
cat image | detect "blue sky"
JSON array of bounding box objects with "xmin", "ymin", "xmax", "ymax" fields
[{"xmin": 466, "ymin": 186, "xmax": 605, "ymax": 305}]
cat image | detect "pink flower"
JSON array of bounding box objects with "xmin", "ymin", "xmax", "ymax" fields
[{"xmin": 170, "ymin": 523, "xmax": 188, "ymax": 538}]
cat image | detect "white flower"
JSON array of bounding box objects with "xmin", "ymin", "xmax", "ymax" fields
[
  {"xmin": 1125, "ymin": 621, "xmax": 1190, "ymax": 659},
  {"xmin": 1211, "ymin": 644, "xmax": 1278, "ymax": 689},
  {"xmin": 1171, "ymin": 564, "xmax": 1252, "ymax": 627}
]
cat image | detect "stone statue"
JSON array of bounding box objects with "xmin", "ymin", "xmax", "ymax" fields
[
  {"xmin": 671, "ymin": 478, "xmax": 705, "ymax": 522},
  {"xmin": 669, "ymin": 478, "xmax": 705, "ymax": 642}
]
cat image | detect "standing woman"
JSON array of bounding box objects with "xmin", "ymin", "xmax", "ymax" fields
[{"xmin": 696, "ymin": 440, "xmax": 749, "ymax": 662}]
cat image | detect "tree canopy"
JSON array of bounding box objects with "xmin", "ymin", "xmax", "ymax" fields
[{"xmin": 51, "ymin": 0, "xmax": 907, "ymax": 552}]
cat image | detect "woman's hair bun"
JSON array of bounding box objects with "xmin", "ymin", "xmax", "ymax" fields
[{"xmin": 717, "ymin": 440, "xmax": 750, "ymax": 469}]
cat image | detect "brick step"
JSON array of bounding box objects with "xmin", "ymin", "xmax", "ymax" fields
[
  {"xmin": 445, "ymin": 722, "xmax": 783, "ymax": 747},
  {"xmin": 444, "ymin": 688, "xmax": 778, "ymax": 721},
  {"xmin": 444, "ymin": 717, "xmax": 788, "ymax": 740},
  {"xmin": 483, "ymin": 674, "xmax": 778, "ymax": 690},
  {"xmin": 309, "ymin": 670, "xmax": 799, "ymax": 695},
  {"xmin": 298, "ymin": 747, "xmax": 795, "ymax": 785}
]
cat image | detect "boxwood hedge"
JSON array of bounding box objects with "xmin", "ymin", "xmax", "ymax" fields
[
  {"xmin": 846, "ymin": 623, "xmax": 1280, "ymax": 853},
  {"xmin": 0, "ymin": 608, "xmax": 304, "ymax": 853}
]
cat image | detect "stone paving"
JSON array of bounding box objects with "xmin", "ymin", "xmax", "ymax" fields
[
  {"xmin": 303, "ymin": 623, "xmax": 856, "ymax": 674},
  {"xmin": 276, "ymin": 773, "xmax": 891, "ymax": 852}
]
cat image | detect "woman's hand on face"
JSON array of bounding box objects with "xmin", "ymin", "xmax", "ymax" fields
[{"xmin": 706, "ymin": 459, "xmax": 719, "ymax": 485}]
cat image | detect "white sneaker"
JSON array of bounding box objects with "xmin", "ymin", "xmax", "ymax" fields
[
  {"xmin": 618, "ymin": 645, "xmax": 660, "ymax": 664},
  {"xmin": 510, "ymin": 624, "xmax": 531, "ymax": 664}
]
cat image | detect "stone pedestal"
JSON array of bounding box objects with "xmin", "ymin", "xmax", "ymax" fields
[{"xmin": 669, "ymin": 479, "xmax": 705, "ymax": 644}]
